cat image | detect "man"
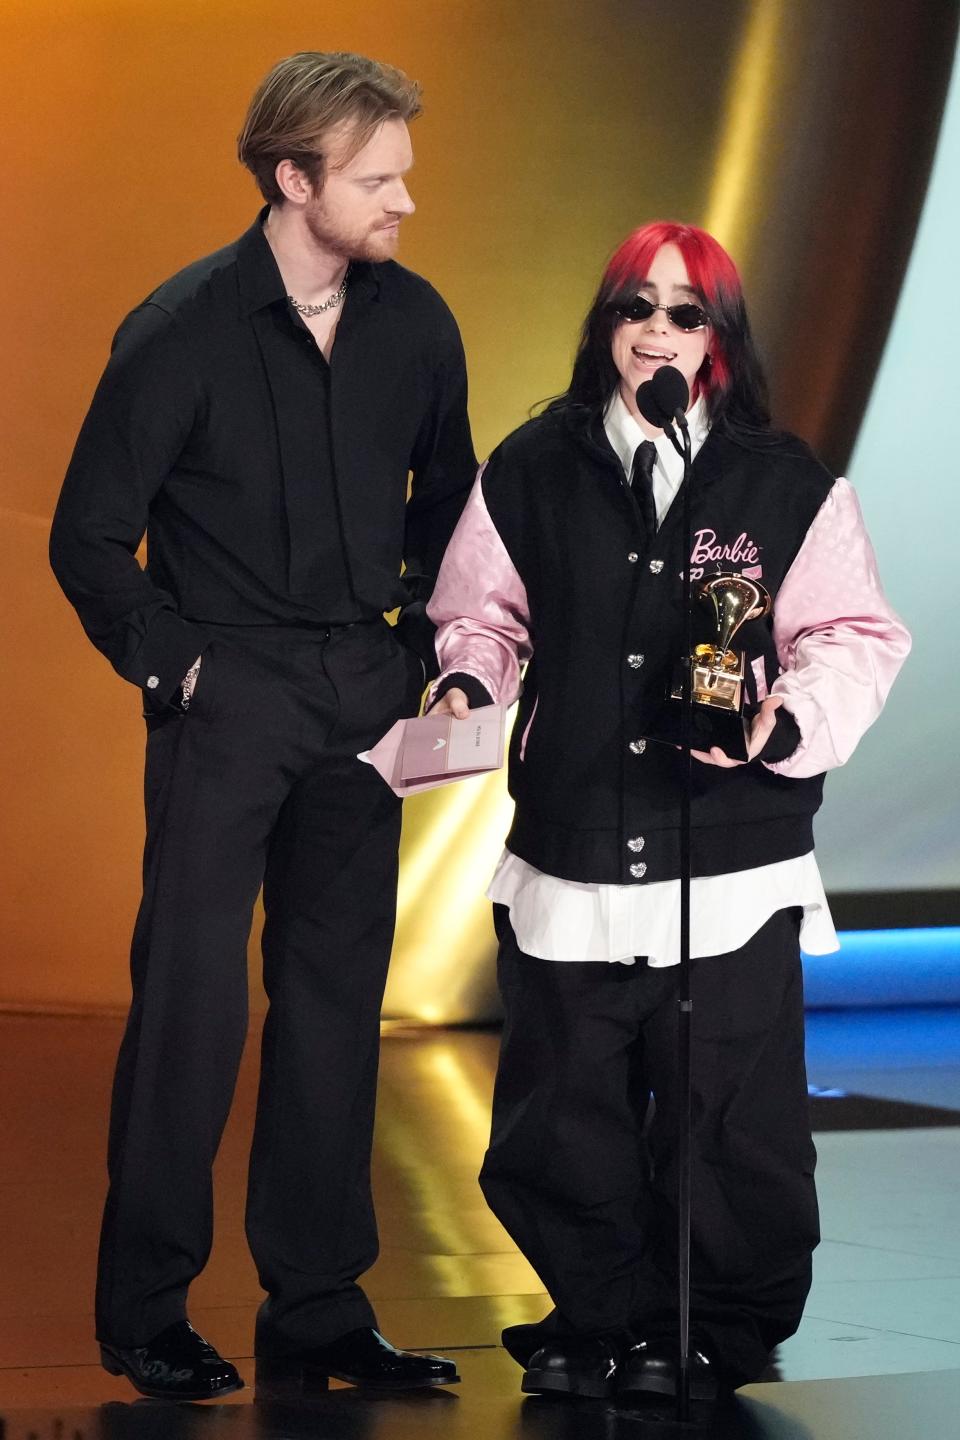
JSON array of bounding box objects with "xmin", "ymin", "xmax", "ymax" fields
[{"xmin": 50, "ymin": 51, "xmax": 475, "ymax": 1401}]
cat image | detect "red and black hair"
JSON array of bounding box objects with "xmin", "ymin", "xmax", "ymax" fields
[{"xmin": 551, "ymin": 220, "xmax": 770, "ymax": 432}]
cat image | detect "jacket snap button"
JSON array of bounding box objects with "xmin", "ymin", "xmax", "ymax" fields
[
  {"xmin": 629, "ymin": 862, "xmax": 648, "ymax": 879},
  {"xmin": 627, "ymin": 837, "xmax": 645, "ymax": 853},
  {"xmin": 627, "ymin": 552, "xmax": 639, "ymax": 563},
  {"xmin": 627, "ymin": 654, "xmax": 644, "ymax": 669},
  {"xmin": 649, "ymin": 559, "xmax": 664, "ymax": 574},
  {"xmin": 146, "ymin": 675, "xmax": 160, "ymax": 690},
  {"xmin": 628, "ymin": 739, "xmax": 647, "ymax": 755}
]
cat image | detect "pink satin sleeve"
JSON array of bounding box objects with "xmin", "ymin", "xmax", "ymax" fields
[
  {"xmin": 765, "ymin": 477, "xmax": 911, "ymax": 778},
  {"xmin": 426, "ymin": 464, "xmax": 531, "ymax": 706}
]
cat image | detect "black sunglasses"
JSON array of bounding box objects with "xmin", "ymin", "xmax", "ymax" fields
[{"xmin": 613, "ymin": 295, "xmax": 711, "ymax": 332}]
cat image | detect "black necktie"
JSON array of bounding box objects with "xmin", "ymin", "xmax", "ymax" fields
[{"xmin": 630, "ymin": 440, "xmax": 658, "ymax": 538}]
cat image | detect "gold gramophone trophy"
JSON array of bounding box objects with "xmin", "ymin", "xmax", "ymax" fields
[{"xmin": 656, "ymin": 572, "xmax": 772, "ymax": 760}]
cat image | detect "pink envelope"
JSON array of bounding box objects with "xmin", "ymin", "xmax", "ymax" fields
[{"xmin": 358, "ymin": 704, "xmax": 507, "ymax": 796}]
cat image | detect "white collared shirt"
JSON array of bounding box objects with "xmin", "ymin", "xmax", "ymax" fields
[
  {"xmin": 603, "ymin": 389, "xmax": 711, "ymax": 528},
  {"xmin": 486, "ymin": 393, "xmax": 839, "ymax": 967}
]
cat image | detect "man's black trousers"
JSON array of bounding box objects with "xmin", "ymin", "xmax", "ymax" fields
[
  {"xmin": 95, "ymin": 619, "xmax": 424, "ymax": 1352},
  {"xmin": 480, "ymin": 906, "xmax": 820, "ymax": 1386}
]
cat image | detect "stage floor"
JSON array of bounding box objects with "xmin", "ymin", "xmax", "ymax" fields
[{"xmin": 2, "ymin": 1008, "xmax": 959, "ymax": 1436}]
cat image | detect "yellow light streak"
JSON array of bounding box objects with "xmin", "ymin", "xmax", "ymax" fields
[
  {"xmin": 426, "ymin": 1045, "xmax": 496, "ymax": 1142},
  {"xmin": 396, "ymin": 773, "xmax": 503, "ymax": 932},
  {"xmin": 704, "ymin": 0, "xmax": 785, "ymax": 253},
  {"xmin": 388, "ymin": 771, "xmax": 515, "ymax": 1023},
  {"xmin": 372, "ymin": 1035, "xmax": 505, "ymax": 1267},
  {"xmin": 395, "ymin": 706, "xmax": 518, "ymax": 932}
]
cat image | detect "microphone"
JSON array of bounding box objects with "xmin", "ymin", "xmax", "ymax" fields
[
  {"xmin": 635, "ymin": 365, "xmax": 689, "ymax": 434},
  {"xmin": 636, "ymin": 365, "xmax": 690, "ymax": 461}
]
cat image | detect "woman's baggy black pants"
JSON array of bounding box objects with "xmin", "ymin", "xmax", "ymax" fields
[{"xmin": 480, "ymin": 905, "xmax": 820, "ymax": 1385}]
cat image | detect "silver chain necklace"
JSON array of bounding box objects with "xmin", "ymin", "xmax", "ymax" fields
[{"xmin": 287, "ymin": 272, "xmax": 349, "ymax": 318}]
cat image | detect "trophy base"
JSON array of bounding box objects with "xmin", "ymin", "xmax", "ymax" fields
[{"xmin": 646, "ymin": 696, "xmax": 750, "ymax": 761}]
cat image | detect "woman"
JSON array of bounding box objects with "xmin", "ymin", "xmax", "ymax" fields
[{"xmin": 427, "ymin": 222, "xmax": 909, "ymax": 1402}]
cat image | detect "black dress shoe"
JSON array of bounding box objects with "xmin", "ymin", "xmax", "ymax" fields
[
  {"xmin": 617, "ymin": 1337, "xmax": 723, "ymax": 1402},
  {"xmin": 255, "ymin": 1326, "xmax": 459, "ymax": 1392},
  {"xmin": 100, "ymin": 1319, "xmax": 243, "ymax": 1401},
  {"xmin": 521, "ymin": 1336, "xmax": 619, "ymax": 1399},
  {"xmin": 502, "ymin": 1319, "xmax": 558, "ymax": 1367}
]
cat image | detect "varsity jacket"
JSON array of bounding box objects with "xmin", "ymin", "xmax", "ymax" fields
[{"xmin": 427, "ymin": 405, "xmax": 910, "ymax": 885}]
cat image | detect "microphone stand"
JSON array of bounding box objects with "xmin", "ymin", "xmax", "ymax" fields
[{"xmin": 662, "ymin": 406, "xmax": 694, "ymax": 1423}]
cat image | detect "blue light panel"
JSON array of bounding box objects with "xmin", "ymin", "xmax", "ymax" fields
[{"xmin": 803, "ymin": 928, "xmax": 960, "ymax": 1009}]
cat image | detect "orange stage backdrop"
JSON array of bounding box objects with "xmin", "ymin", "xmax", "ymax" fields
[{"xmin": 0, "ymin": 0, "xmax": 955, "ymax": 1018}]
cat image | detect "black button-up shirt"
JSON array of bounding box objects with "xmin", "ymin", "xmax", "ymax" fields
[{"xmin": 50, "ymin": 212, "xmax": 476, "ymax": 701}]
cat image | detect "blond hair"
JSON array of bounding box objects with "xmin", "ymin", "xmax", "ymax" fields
[{"xmin": 238, "ymin": 51, "xmax": 422, "ymax": 204}]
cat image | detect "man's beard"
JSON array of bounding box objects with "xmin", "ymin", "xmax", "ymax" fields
[{"xmin": 304, "ymin": 197, "xmax": 400, "ymax": 263}]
